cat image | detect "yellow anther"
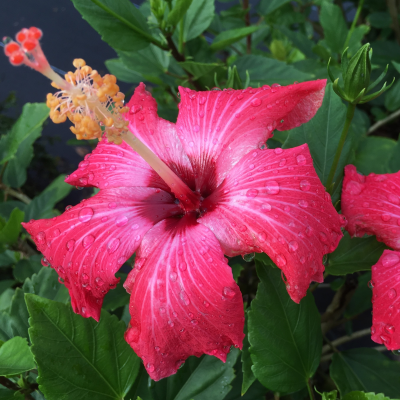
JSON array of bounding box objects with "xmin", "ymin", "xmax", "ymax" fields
[
  {"xmin": 73, "ymin": 58, "xmax": 86, "ymax": 68},
  {"xmin": 104, "ymin": 117, "xmax": 114, "ymax": 127},
  {"xmin": 65, "ymin": 71, "xmax": 76, "ymax": 84},
  {"xmin": 51, "ymin": 82, "xmax": 60, "ymax": 89}
]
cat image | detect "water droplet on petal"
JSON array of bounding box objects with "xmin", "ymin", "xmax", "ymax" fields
[
  {"xmin": 382, "ymin": 253, "xmax": 400, "ymax": 268},
  {"xmin": 368, "ymin": 280, "xmax": 375, "ymax": 289},
  {"xmin": 66, "ymin": 239, "xmax": 75, "ymax": 252},
  {"xmin": 35, "ymin": 231, "xmax": 46, "ymax": 244},
  {"xmin": 300, "ymin": 180, "xmax": 311, "ymax": 191},
  {"xmin": 288, "ymin": 241, "xmax": 299, "ymax": 253},
  {"xmin": 147, "ymin": 363, "xmax": 155, "ymax": 372},
  {"xmin": 246, "ymin": 189, "xmax": 259, "ymax": 198},
  {"xmin": 78, "ymin": 207, "xmax": 94, "ymax": 223},
  {"xmin": 388, "ymin": 194, "xmax": 400, "ymax": 204},
  {"xmin": 170, "ymin": 272, "xmax": 177, "ymax": 281},
  {"xmin": 180, "ymin": 290, "xmax": 190, "ymax": 305},
  {"xmin": 261, "ymin": 203, "xmax": 272, "ymax": 212},
  {"xmin": 381, "ymin": 213, "xmax": 391, "ymax": 222},
  {"xmin": 243, "ymin": 253, "xmax": 255, "ymax": 262},
  {"xmin": 265, "ymin": 180, "xmax": 280, "ymax": 194},
  {"xmin": 41, "ymin": 257, "xmax": 49, "ymax": 267},
  {"xmin": 53, "ymin": 228, "xmax": 60, "ymax": 237},
  {"xmin": 299, "ymin": 200, "xmax": 309, "ymax": 208},
  {"xmin": 82, "ymin": 234, "xmax": 95, "ymax": 249},
  {"xmin": 258, "ymin": 232, "xmax": 267, "ymax": 242},
  {"xmin": 296, "ymin": 154, "xmax": 306, "ymax": 165},
  {"xmin": 116, "ymin": 215, "xmax": 128, "ymax": 227},
  {"xmin": 251, "ymin": 98, "xmax": 261, "ymax": 107},
  {"xmin": 385, "ymin": 325, "xmax": 395, "ymax": 334},
  {"xmin": 108, "ymin": 202, "xmax": 117, "ymax": 209},
  {"xmin": 223, "ymin": 286, "xmax": 235, "ymax": 298},
  {"xmin": 388, "ymin": 288, "xmax": 397, "ymax": 299},
  {"xmin": 95, "ymin": 277, "xmax": 104, "ymax": 286},
  {"xmin": 107, "ymin": 238, "xmax": 120, "ymax": 254},
  {"xmin": 191, "ymin": 319, "xmax": 198, "ymax": 325},
  {"xmin": 179, "ymin": 262, "xmax": 187, "ymax": 272},
  {"xmin": 346, "ymin": 181, "xmax": 362, "ymax": 195},
  {"xmin": 276, "ymin": 254, "xmax": 287, "ymax": 267}
]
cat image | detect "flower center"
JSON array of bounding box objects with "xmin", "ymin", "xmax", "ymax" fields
[{"xmin": 3, "ymin": 27, "xmax": 200, "ymax": 212}]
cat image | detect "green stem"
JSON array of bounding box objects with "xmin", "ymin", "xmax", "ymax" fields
[
  {"xmin": 343, "ymin": 0, "xmax": 364, "ymax": 50},
  {"xmin": 89, "ymin": 0, "xmax": 168, "ymax": 50},
  {"xmin": 306, "ymin": 379, "xmax": 315, "ymax": 400},
  {"xmin": 325, "ymin": 103, "xmax": 356, "ymax": 193},
  {"xmin": 178, "ymin": 18, "xmax": 184, "ymax": 54}
]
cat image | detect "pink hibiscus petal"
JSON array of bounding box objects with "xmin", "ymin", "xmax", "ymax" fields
[
  {"xmin": 199, "ymin": 144, "xmax": 345, "ymax": 303},
  {"xmin": 124, "ymin": 213, "xmax": 244, "ymax": 381},
  {"xmin": 65, "ymin": 139, "xmax": 168, "ymax": 191},
  {"xmin": 23, "ymin": 187, "xmax": 181, "ymax": 321},
  {"xmin": 176, "ymin": 80, "xmax": 326, "ymax": 195},
  {"xmin": 125, "ymin": 83, "xmax": 195, "ymax": 189},
  {"xmin": 342, "ymin": 165, "xmax": 400, "ymax": 250},
  {"xmin": 371, "ymin": 249, "xmax": 400, "ymax": 350}
]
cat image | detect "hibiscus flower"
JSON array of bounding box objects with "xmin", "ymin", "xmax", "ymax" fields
[
  {"xmin": 6, "ymin": 27, "xmax": 345, "ymax": 380},
  {"xmin": 342, "ymin": 165, "xmax": 400, "ymax": 350}
]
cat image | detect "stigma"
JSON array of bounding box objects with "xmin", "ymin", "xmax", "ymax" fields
[{"xmin": 3, "ymin": 27, "xmax": 129, "ymax": 144}]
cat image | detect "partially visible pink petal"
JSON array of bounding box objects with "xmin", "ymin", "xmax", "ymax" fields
[
  {"xmin": 371, "ymin": 249, "xmax": 400, "ymax": 350},
  {"xmin": 342, "ymin": 165, "xmax": 400, "ymax": 250},
  {"xmin": 23, "ymin": 187, "xmax": 181, "ymax": 321},
  {"xmin": 125, "ymin": 83, "xmax": 195, "ymax": 189},
  {"xmin": 124, "ymin": 214, "xmax": 244, "ymax": 381},
  {"xmin": 65, "ymin": 139, "xmax": 168, "ymax": 191},
  {"xmin": 176, "ymin": 80, "xmax": 326, "ymax": 195},
  {"xmin": 199, "ymin": 144, "xmax": 345, "ymax": 303}
]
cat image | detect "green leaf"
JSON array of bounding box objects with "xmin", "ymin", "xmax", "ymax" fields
[
  {"xmin": 330, "ymin": 348, "xmax": 400, "ymax": 398},
  {"xmin": 24, "ymin": 175, "xmax": 72, "ymax": 221},
  {"xmin": 2, "ymin": 104, "xmax": 48, "ymax": 188},
  {"xmin": 384, "ymin": 79, "xmax": 400, "ymax": 111},
  {"xmin": 210, "ymin": 26, "xmax": 259, "ymax": 51},
  {"xmin": 26, "ymin": 294, "xmax": 140, "ymax": 400},
  {"xmin": 367, "ymin": 12, "xmax": 392, "ymax": 29},
  {"xmin": 0, "ymin": 103, "xmax": 49, "ymax": 166},
  {"xmin": 13, "ymin": 256, "xmax": 42, "ymax": 283},
  {"xmin": 148, "ymin": 349, "xmax": 239, "ymax": 400},
  {"xmin": 277, "ymin": 26, "xmax": 317, "ymax": 59},
  {"xmin": 0, "ymin": 201, "xmax": 26, "ymax": 221},
  {"xmin": 167, "ymin": 0, "xmax": 194, "ymax": 26},
  {"xmin": 319, "ymin": 2, "xmax": 348, "ymax": 54},
  {"xmin": 118, "ymin": 44, "xmax": 170, "ymax": 83},
  {"xmin": 71, "ymin": 0, "xmax": 153, "ymax": 52},
  {"xmin": 241, "ymin": 311, "xmax": 255, "ymax": 396},
  {"xmin": 225, "ymin": 66, "xmax": 243, "ymax": 89},
  {"xmin": 258, "ymin": 0, "xmax": 291, "ymax": 15},
  {"xmin": 0, "ymin": 250, "xmax": 18, "ymax": 267},
  {"xmin": 354, "ymin": 136, "xmax": 396, "ymax": 175},
  {"xmin": 102, "ymin": 272, "xmax": 130, "ymax": 311},
  {"xmin": 0, "ymin": 336, "xmax": 35, "ymax": 376},
  {"xmin": 343, "ymin": 391, "xmax": 399, "ymax": 400},
  {"xmin": 0, "ymin": 208, "xmax": 24, "ymax": 245},
  {"xmin": 0, "ymin": 266, "xmax": 70, "ymax": 341},
  {"xmin": 177, "ymin": 61, "xmax": 221, "ymax": 80},
  {"xmin": 322, "ymin": 390, "xmax": 338, "ymax": 400},
  {"xmin": 248, "ymin": 264, "xmax": 322, "ymax": 392},
  {"xmin": 326, "ymin": 232, "xmax": 387, "ymax": 276},
  {"xmin": 344, "ymin": 272, "xmax": 372, "ymax": 318},
  {"xmin": 105, "ymin": 58, "xmax": 142, "ymax": 83},
  {"xmin": 0, "ymin": 387, "xmax": 24, "ymax": 400},
  {"xmin": 181, "ymin": 0, "xmax": 215, "ymax": 42},
  {"xmin": 235, "ymin": 54, "xmax": 313, "ymax": 86},
  {"xmin": 0, "ymin": 289, "xmax": 14, "ymax": 312},
  {"xmin": 283, "ymin": 84, "xmax": 348, "ymax": 189}
]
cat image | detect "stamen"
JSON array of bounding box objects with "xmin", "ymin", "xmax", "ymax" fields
[{"xmin": 3, "ymin": 27, "xmax": 200, "ymax": 211}]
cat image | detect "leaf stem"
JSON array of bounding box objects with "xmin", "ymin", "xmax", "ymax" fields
[
  {"xmin": 306, "ymin": 379, "xmax": 315, "ymax": 400},
  {"xmin": 89, "ymin": 0, "xmax": 168, "ymax": 50},
  {"xmin": 368, "ymin": 108, "xmax": 400, "ymax": 135},
  {"xmin": 0, "ymin": 184, "xmax": 31, "ymax": 204},
  {"xmin": 325, "ymin": 103, "xmax": 356, "ymax": 193},
  {"xmin": 343, "ymin": 0, "xmax": 364, "ymax": 50},
  {"xmin": 321, "ymin": 327, "xmax": 371, "ymax": 354},
  {"xmin": 178, "ymin": 18, "xmax": 184, "ymax": 54}
]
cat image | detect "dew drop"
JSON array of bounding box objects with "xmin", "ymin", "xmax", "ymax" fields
[
  {"xmin": 223, "ymin": 286, "xmax": 235, "ymax": 298},
  {"xmin": 388, "ymin": 194, "xmax": 400, "ymax": 204},
  {"xmin": 116, "ymin": 215, "xmax": 128, "ymax": 227},
  {"xmin": 300, "ymin": 180, "xmax": 311, "ymax": 191},
  {"xmin": 288, "ymin": 240, "xmax": 299, "ymax": 253},
  {"xmin": 246, "ymin": 189, "xmax": 259, "ymax": 198},
  {"xmin": 78, "ymin": 207, "xmax": 94, "ymax": 223},
  {"xmin": 179, "ymin": 262, "xmax": 187, "ymax": 272},
  {"xmin": 66, "ymin": 239, "xmax": 75, "ymax": 252},
  {"xmin": 368, "ymin": 280, "xmax": 375, "ymax": 289},
  {"xmin": 381, "ymin": 213, "xmax": 391, "ymax": 222},
  {"xmin": 36, "ymin": 231, "xmax": 46, "ymax": 244},
  {"xmin": 299, "ymin": 200, "xmax": 309, "ymax": 208},
  {"xmin": 388, "ymin": 288, "xmax": 397, "ymax": 299},
  {"xmin": 261, "ymin": 203, "xmax": 272, "ymax": 212},
  {"xmin": 191, "ymin": 319, "xmax": 198, "ymax": 325},
  {"xmin": 382, "ymin": 253, "xmax": 400, "ymax": 267},
  {"xmin": 53, "ymin": 228, "xmax": 61, "ymax": 237},
  {"xmin": 243, "ymin": 253, "xmax": 255, "ymax": 262},
  {"xmin": 95, "ymin": 277, "xmax": 104, "ymax": 286},
  {"xmin": 147, "ymin": 363, "xmax": 155, "ymax": 373},
  {"xmin": 385, "ymin": 325, "xmax": 395, "ymax": 335},
  {"xmin": 108, "ymin": 202, "xmax": 117, "ymax": 209},
  {"xmin": 296, "ymin": 154, "xmax": 306, "ymax": 165},
  {"xmin": 82, "ymin": 234, "xmax": 95, "ymax": 249},
  {"xmin": 169, "ymin": 272, "xmax": 177, "ymax": 281},
  {"xmin": 41, "ymin": 257, "xmax": 49, "ymax": 267},
  {"xmin": 276, "ymin": 254, "xmax": 287, "ymax": 267},
  {"xmin": 265, "ymin": 180, "xmax": 280, "ymax": 194},
  {"xmin": 107, "ymin": 238, "xmax": 120, "ymax": 254},
  {"xmin": 258, "ymin": 232, "xmax": 267, "ymax": 242},
  {"xmin": 180, "ymin": 290, "xmax": 190, "ymax": 305},
  {"xmin": 251, "ymin": 98, "xmax": 261, "ymax": 107}
]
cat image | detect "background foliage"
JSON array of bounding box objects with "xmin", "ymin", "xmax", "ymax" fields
[{"xmin": 1, "ymin": 0, "xmax": 400, "ymax": 399}]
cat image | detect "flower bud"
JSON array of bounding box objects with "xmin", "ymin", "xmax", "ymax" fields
[{"xmin": 343, "ymin": 43, "xmax": 371, "ymax": 103}]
